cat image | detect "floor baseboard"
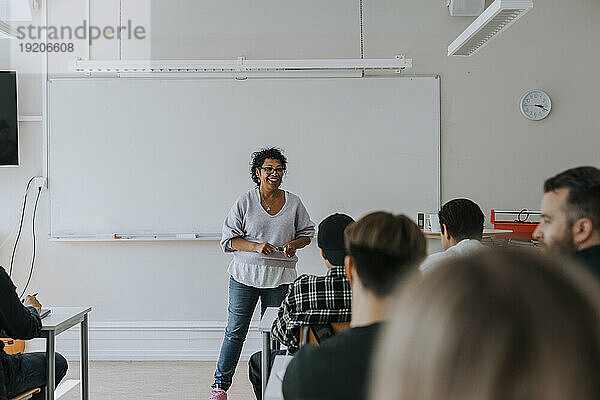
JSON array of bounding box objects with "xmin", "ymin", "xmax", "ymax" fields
[{"xmin": 26, "ymin": 321, "xmax": 262, "ymax": 361}]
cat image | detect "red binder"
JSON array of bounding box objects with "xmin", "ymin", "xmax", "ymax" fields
[{"xmin": 491, "ymin": 209, "xmax": 540, "ymax": 240}]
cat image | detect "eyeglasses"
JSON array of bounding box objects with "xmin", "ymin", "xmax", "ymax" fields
[{"xmin": 260, "ymin": 167, "xmax": 285, "ymax": 175}]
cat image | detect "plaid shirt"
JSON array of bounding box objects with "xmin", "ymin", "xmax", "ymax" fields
[{"xmin": 271, "ymin": 266, "xmax": 352, "ymax": 352}]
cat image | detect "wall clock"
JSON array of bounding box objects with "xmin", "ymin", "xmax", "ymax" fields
[{"xmin": 520, "ymin": 90, "xmax": 551, "ymax": 121}]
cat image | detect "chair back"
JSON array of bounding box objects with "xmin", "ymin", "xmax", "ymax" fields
[{"xmin": 299, "ymin": 322, "xmax": 350, "ymax": 347}]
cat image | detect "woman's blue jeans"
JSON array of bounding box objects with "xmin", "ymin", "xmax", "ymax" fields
[{"xmin": 213, "ymin": 276, "xmax": 289, "ymax": 391}]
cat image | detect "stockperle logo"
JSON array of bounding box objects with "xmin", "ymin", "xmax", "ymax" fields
[{"xmin": 15, "ymin": 19, "xmax": 146, "ymax": 42}]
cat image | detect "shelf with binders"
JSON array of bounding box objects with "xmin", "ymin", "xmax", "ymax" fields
[{"xmin": 490, "ymin": 209, "xmax": 540, "ymax": 241}]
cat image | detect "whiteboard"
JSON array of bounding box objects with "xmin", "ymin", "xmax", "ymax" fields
[{"xmin": 48, "ymin": 77, "xmax": 440, "ymax": 239}]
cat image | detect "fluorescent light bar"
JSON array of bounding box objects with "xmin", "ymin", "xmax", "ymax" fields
[
  {"xmin": 448, "ymin": 0, "xmax": 533, "ymax": 56},
  {"xmin": 0, "ymin": 19, "xmax": 18, "ymax": 39},
  {"xmin": 69, "ymin": 56, "xmax": 413, "ymax": 74}
]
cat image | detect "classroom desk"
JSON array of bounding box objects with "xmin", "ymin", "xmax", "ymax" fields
[
  {"xmin": 259, "ymin": 307, "xmax": 280, "ymax": 399},
  {"xmin": 423, "ymin": 228, "xmax": 512, "ymax": 237},
  {"xmin": 39, "ymin": 307, "xmax": 91, "ymax": 400},
  {"xmin": 264, "ymin": 355, "xmax": 293, "ymax": 400}
]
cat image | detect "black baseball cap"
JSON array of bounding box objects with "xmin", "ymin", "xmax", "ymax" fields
[{"xmin": 317, "ymin": 213, "xmax": 355, "ymax": 266}]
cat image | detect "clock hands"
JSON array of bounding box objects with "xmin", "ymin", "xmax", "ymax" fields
[
  {"xmin": 521, "ymin": 91, "xmax": 551, "ymax": 120},
  {"xmin": 527, "ymin": 104, "xmax": 548, "ymax": 111}
]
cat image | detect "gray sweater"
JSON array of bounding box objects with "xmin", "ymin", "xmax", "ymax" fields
[{"xmin": 221, "ymin": 188, "xmax": 315, "ymax": 288}]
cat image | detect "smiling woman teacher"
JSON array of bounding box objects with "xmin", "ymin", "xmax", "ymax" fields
[{"xmin": 209, "ymin": 147, "xmax": 315, "ymax": 400}]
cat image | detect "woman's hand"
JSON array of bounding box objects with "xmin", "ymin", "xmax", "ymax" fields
[
  {"xmin": 254, "ymin": 242, "xmax": 279, "ymax": 255},
  {"xmin": 283, "ymin": 242, "xmax": 297, "ymax": 258}
]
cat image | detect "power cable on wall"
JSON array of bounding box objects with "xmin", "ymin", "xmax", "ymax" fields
[
  {"xmin": 0, "ymin": 177, "xmax": 34, "ymax": 252},
  {"xmin": 9, "ymin": 177, "xmax": 35, "ymax": 277},
  {"xmin": 20, "ymin": 187, "xmax": 42, "ymax": 298}
]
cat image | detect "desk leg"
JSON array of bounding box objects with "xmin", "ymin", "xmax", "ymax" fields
[
  {"xmin": 46, "ymin": 331, "xmax": 56, "ymax": 400},
  {"xmin": 81, "ymin": 313, "xmax": 90, "ymax": 400},
  {"xmin": 261, "ymin": 331, "xmax": 271, "ymax": 400}
]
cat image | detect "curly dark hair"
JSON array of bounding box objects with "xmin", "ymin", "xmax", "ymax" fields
[{"xmin": 250, "ymin": 147, "xmax": 287, "ymax": 186}]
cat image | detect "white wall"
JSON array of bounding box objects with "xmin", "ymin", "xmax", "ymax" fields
[{"xmin": 1, "ymin": 0, "xmax": 599, "ymax": 360}]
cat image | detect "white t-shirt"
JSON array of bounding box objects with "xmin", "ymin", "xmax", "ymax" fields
[{"xmin": 419, "ymin": 239, "xmax": 485, "ymax": 273}]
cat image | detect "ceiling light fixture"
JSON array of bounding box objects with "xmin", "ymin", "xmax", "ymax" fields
[
  {"xmin": 448, "ymin": 0, "xmax": 533, "ymax": 56},
  {"xmin": 0, "ymin": 19, "xmax": 19, "ymax": 39}
]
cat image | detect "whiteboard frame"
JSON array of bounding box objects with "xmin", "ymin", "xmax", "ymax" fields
[{"xmin": 46, "ymin": 75, "xmax": 441, "ymax": 242}]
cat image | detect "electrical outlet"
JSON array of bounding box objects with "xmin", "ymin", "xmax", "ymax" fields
[{"xmin": 32, "ymin": 176, "xmax": 47, "ymax": 190}]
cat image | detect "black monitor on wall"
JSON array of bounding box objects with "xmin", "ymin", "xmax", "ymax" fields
[{"xmin": 0, "ymin": 71, "xmax": 19, "ymax": 167}]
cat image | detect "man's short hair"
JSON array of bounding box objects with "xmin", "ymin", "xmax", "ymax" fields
[
  {"xmin": 543, "ymin": 166, "xmax": 600, "ymax": 228},
  {"xmin": 438, "ymin": 198, "xmax": 484, "ymax": 241},
  {"xmin": 344, "ymin": 212, "xmax": 426, "ymax": 297}
]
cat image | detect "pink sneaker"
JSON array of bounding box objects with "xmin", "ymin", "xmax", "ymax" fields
[{"xmin": 209, "ymin": 387, "xmax": 227, "ymax": 400}]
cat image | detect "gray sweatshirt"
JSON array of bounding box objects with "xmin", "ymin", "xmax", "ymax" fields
[{"xmin": 221, "ymin": 188, "xmax": 315, "ymax": 288}]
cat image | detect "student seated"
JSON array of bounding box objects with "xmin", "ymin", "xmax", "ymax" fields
[
  {"xmin": 282, "ymin": 212, "xmax": 426, "ymax": 400},
  {"xmin": 533, "ymin": 166, "xmax": 600, "ymax": 277},
  {"xmin": 0, "ymin": 266, "xmax": 68, "ymax": 400},
  {"xmin": 419, "ymin": 198, "xmax": 485, "ymax": 272},
  {"xmin": 371, "ymin": 248, "xmax": 600, "ymax": 400},
  {"xmin": 248, "ymin": 213, "xmax": 354, "ymax": 400}
]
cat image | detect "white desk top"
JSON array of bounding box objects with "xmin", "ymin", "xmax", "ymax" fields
[
  {"xmin": 259, "ymin": 307, "xmax": 279, "ymax": 332},
  {"xmin": 41, "ymin": 307, "xmax": 92, "ymax": 335},
  {"xmin": 423, "ymin": 228, "xmax": 512, "ymax": 237},
  {"xmin": 264, "ymin": 355, "xmax": 293, "ymax": 400}
]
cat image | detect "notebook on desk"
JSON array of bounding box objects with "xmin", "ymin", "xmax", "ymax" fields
[{"xmin": 40, "ymin": 309, "xmax": 51, "ymax": 319}]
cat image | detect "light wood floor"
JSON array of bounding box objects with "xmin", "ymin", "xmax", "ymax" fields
[{"xmin": 61, "ymin": 361, "xmax": 255, "ymax": 400}]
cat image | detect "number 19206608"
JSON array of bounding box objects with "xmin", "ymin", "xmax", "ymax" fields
[{"xmin": 20, "ymin": 42, "xmax": 74, "ymax": 53}]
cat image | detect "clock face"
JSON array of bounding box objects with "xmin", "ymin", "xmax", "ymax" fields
[{"xmin": 520, "ymin": 90, "xmax": 551, "ymax": 121}]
